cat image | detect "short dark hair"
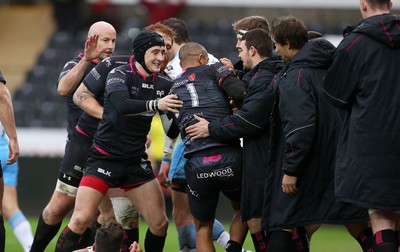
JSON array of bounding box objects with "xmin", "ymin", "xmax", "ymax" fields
[
  {"xmin": 95, "ymin": 220, "xmax": 125, "ymax": 252},
  {"xmin": 366, "ymin": 0, "xmax": 391, "ymax": 9},
  {"xmin": 271, "ymin": 16, "xmax": 308, "ymax": 50},
  {"xmin": 162, "ymin": 18, "xmax": 190, "ymax": 44},
  {"xmin": 232, "ymin": 16, "xmax": 270, "ymax": 34},
  {"xmin": 242, "ymin": 28, "xmax": 273, "ymax": 58}
]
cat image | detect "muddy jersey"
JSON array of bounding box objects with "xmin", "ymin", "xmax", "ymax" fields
[
  {"xmin": 93, "ymin": 62, "xmax": 173, "ymax": 160},
  {"xmin": 78, "ymin": 55, "xmax": 133, "ymax": 138},
  {"xmin": 170, "ymin": 63, "xmax": 240, "ymax": 157},
  {"xmin": 58, "ymin": 53, "xmax": 98, "ymax": 138}
]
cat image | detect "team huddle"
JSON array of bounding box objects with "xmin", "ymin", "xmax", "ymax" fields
[{"xmin": 0, "ymin": 0, "xmax": 399, "ymax": 251}]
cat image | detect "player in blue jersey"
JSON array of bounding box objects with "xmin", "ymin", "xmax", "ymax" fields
[
  {"xmin": 0, "ymin": 123, "xmax": 33, "ymax": 252},
  {"xmin": 0, "ymin": 70, "xmax": 20, "ymax": 252}
]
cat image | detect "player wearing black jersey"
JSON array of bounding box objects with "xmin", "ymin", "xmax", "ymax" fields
[
  {"xmin": 55, "ymin": 32, "xmax": 182, "ymax": 252},
  {"xmin": 30, "ymin": 21, "xmax": 117, "ymax": 252},
  {"xmin": 71, "ymin": 23, "xmax": 176, "ymax": 251},
  {"xmin": 170, "ymin": 42, "xmax": 248, "ymax": 252},
  {"xmin": 186, "ymin": 28, "xmax": 284, "ymax": 252}
]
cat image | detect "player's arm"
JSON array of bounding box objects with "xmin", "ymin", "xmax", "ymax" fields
[
  {"xmin": 73, "ymin": 83, "xmax": 103, "ymax": 119},
  {"xmin": 158, "ymin": 135, "xmax": 177, "ymax": 187},
  {"xmin": 280, "ymin": 78, "xmax": 316, "ymax": 177},
  {"xmin": 0, "ymin": 81, "xmax": 19, "ymax": 164},
  {"xmin": 58, "ymin": 35, "xmax": 105, "ymax": 96},
  {"xmin": 323, "ymin": 41, "xmax": 359, "ymax": 109},
  {"xmin": 219, "ymin": 71, "xmax": 248, "ymax": 108}
]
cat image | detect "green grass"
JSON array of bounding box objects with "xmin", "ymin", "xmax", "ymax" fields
[{"xmin": 5, "ymin": 218, "xmax": 361, "ymax": 251}]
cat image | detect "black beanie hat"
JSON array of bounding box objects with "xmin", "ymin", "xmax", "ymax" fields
[{"xmin": 132, "ymin": 31, "xmax": 165, "ymax": 74}]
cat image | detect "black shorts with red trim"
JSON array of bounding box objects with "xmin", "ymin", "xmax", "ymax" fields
[{"xmin": 81, "ymin": 148, "xmax": 155, "ymax": 194}]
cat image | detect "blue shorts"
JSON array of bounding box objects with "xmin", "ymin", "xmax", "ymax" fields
[
  {"xmin": 0, "ymin": 145, "xmax": 19, "ymax": 186},
  {"xmin": 169, "ymin": 139, "xmax": 187, "ymax": 188}
]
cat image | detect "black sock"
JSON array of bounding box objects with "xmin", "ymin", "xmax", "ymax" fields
[
  {"xmin": 373, "ymin": 229, "xmax": 398, "ymax": 252},
  {"xmin": 30, "ymin": 214, "xmax": 62, "ymax": 252},
  {"xmin": 81, "ymin": 228, "xmax": 92, "ymax": 247},
  {"xmin": 120, "ymin": 228, "xmax": 139, "ymax": 252},
  {"xmin": 293, "ymin": 226, "xmax": 310, "ymax": 252},
  {"xmin": 90, "ymin": 221, "xmax": 102, "ymax": 244},
  {"xmin": 144, "ymin": 228, "xmax": 166, "ymax": 252},
  {"xmin": 226, "ymin": 239, "xmax": 242, "ymax": 252},
  {"xmin": 0, "ymin": 215, "xmax": 5, "ymax": 252},
  {"xmin": 356, "ymin": 227, "xmax": 374, "ymax": 252},
  {"xmin": 54, "ymin": 226, "xmax": 89, "ymax": 252},
  {"xmin": 266, "ymin": 230, "xmax": 297, "ymax": 252},
  {"xmin": 251, "ymin": 231, "xmax": 268, "ymax": 252}
]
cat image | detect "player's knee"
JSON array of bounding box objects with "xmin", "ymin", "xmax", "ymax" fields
[
  {"xmin": 149, "ymin": 216, "xmax": 169, "ymax": 236},
  {"xmin": 71, "ymin": 212, "xmax": 93, "ymax": 231},
  {"xmin": 43, "ymin": 199, "xmax": 74, "ymax": 224},
  {"xmin": 1, "ymin": 204, "xmax": 17, "ymax": 219}
]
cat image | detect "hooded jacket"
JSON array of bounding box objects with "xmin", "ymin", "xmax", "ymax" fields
[
  {"xmin": 262, "ymin": 38, "xmax": 368, "ymax": 231},
  {"xmin": 323, "ymin": 14, "xmax": 400, "ymax": 210},
  {"xmin": 207, "ymin": 55, "xmax": 283, "ymax": 221}
]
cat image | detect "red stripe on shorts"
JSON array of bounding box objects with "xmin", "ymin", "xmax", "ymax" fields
[{"xmin": 80, "ymin": 175, "xmax": 110, "ymax": 195}]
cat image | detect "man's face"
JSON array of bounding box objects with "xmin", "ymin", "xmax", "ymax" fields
[
  {"xmin": 97, "ymin": 30, "xmax": 117, "ymax": 60},
  {"xmin": 274, "ymin": 41, "xmax": 291, "ymax": 63},
  {"xmin": 157, "ymin": 32, "xmax": 174, "ymax": 62},
  {"xmin": 237, "ymin": 40, "xmax": 252, "ymax": 70},
  {"xmin": 144, "ymin": 45, "xmax": 167, "ymax": 73}
]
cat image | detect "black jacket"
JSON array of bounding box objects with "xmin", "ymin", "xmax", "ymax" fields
[
  {"xmin": 323, "ymin": 14, "xmax": 400, "ymax": 211},
  {"xmin": 262, "ymin": 38, "xmax": 368, "ymax": 231},
  {"xmin": 208, "ymin": 56, "xmax": 283, "ymax": 220}
]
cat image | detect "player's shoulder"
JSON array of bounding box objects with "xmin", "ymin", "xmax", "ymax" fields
[{"xmin": 101, "ymin": 55, "xmax": 132, "ymax": 67}]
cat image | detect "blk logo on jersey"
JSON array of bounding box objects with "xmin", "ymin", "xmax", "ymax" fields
[
  {"xmin": 188, "ymin": 74, "xmax": 195, "ymax": 81},
  {"xmin": 142, "ymin": 83, "xmax": 155, "ymax": 89},
  {"xmin": 97, "ymin": 168, "xmax": 111, "ymax": 177}
]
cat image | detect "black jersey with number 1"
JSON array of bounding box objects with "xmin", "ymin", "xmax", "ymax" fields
[{"xmin": 170, "ymin": 63, "xmax": 241, "ymax": 157}]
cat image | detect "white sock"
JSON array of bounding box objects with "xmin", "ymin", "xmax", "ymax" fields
[
  {"xmin": 13, "ymin": 220, "xmax": 33, "ymax": 252},
  {"xmin": 215, "ymin": 230, "xmax": 230, "ymax": 248}
]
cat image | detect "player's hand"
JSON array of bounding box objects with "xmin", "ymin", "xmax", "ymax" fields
[
  {"xmin": 158, "ymin": 94, "xmax": 183, "ymax": 113},
  {"xmin": 145, "ymin": 135, "xmax": 152, "ymax": 149},
  {"xmin": 282, "ymin": 174, "xmax": 298, "ymax": 194},
  {"xmin": 158, "ymin": 162, "xmax": 171, "ymax": 188},
  {"xmin": 83, "ymin": 35, "xmax": 107, "ymax": 62},
  {"xmin": 185, "ymin": 115, "xmax": 210, "ymax": 140},
  {"xmin": 129, "ymin": 241, "xmax": 142, "ymax": 252},
  {"xmin": 7, "ymin": 138, "xmax": 19, "ymax": 164},
  {"xmin": 220, "ymin": 57, "xmax": 234, "ymax": 72}
]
